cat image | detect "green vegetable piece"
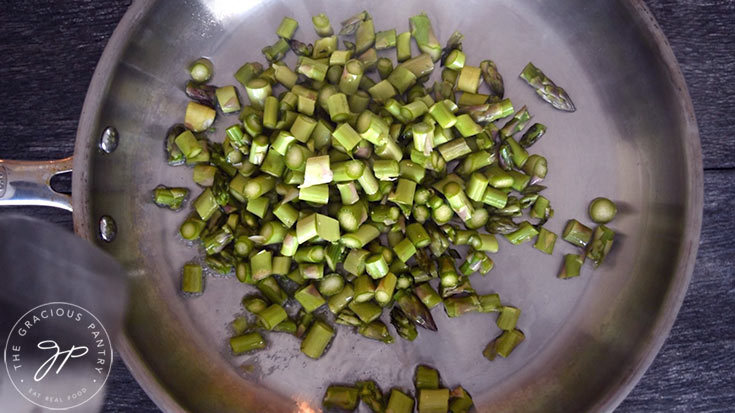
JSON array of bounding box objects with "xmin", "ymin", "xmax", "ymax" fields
[
  {"xmin": 533, "ymin": 227, "xmax": 557, "ymax": 254},
  {"xmin": 562, "ymin": 219, "xmax": 593, "ymax": 248},
  {"xmin": 386, "ymin": 389, "xmax": 415, "ymax": 413},
  {"xmin": 294, "ymin": 283, "xmax": 326, "ymax": 313},
  {"xmin": 229, "ymin": 332, "xmax": 266, "ymax": 354},
  {"xmin": 483, "ymin": 329, "xmax": 525, "ymax": 360},
  {"xmin": 559, "ymin": 254, "xmax": 585, "ymax": 279},
  {"xmin": 415, "ymin": 365, "xmax": 440, "ymax": 390},
  {"xmin": 418, "ymin": 388, "xmax": 449, "ymax": 413},
  {"xmin": 588, "ymin": 197, "xmax": 618, "ymax": 223},
  {"xmin": 301, "ymin": 320, "xmax": 335, "ymax": 359},
  {"xmin": 257, "ymin": 304, "xmax": 288, "ymax": 330},
  {"xmin": 181, "ymin": 263, "xmax": 203, "ymax": 293},
  {"xmin": 496, "ymin": 306, "xmax": 521, "ymax": 331},
  {"xmin": 323, "ymin": 385, "xmax": 359, "ymax": 411},
  {"xmin": 504, "ymin": 221, "xmax": 539, "ymax": 245}
]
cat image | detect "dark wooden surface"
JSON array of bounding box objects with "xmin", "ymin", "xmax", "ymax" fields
[{"xmin": 1, "ymin": 1, "xmax": 733, "ymax": 411}]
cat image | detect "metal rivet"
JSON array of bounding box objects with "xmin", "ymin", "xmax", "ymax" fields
[
  {"xmin": 99, "ymin": 127, "xmax": 118, "ymax": 153},
  {"xmin": 99, "ymin": 215, "xmax": 117, "ymax": 242}
]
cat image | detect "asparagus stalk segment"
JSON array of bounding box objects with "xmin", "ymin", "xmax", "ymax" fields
[
  {"xmin": 387, "ymin": 389, "xmax": 415, "ymax": 413},
  {"xmin": 562, "ymin": 219, "xmax": 593, "ymax": 247},
  {"xmin": 242, "ymin": 296, "xmax": 268, "ymax": 314},
  {"xmin": 323, "ymin": 385, "xmax": 359, "ymax": 411},
  {"xmin": 586, "ymin": 224, "xmax": 615, "ymax": 267},
  {"xmin": 328, "ymin": 283, "xmax": 354, "ymax": 314},
  {"xmin": 483, "ymin": 329, "xmax": 525, "ymax": 360},
  {"xmin": 153, "ymin": 186, "xmax": 189, "ymax": 210},
  {"xmin": 229, "ymin": 332, "xmax": 266, "ymax": 355},
  {"xmin": 444, "ymin": 295, "xmax": 481, "ymax": 318},
  {"xmin": 415, "ymin": 365, "xmax": 440, "ymax": 390},
  {"xmin": 301, "ymin": 320, "xmax": 335, "ymax": 359},
  {"xmin": 348, "ymin": 300, "xmax": 383, "ymax": 324},
  {"xmin": 497, "ymin": 306, "xmax": 522, "ymax": 331},
  {"xmin": 312, "ymin": 13, "xmax": 334, "ymax": 37},
  {"xmin": 448, "ymin": 386, "xmax": 474, "ymax": 413},
  {"xmin": 418, "ymin": 389, "xmax": 449, "ymax": 413},
  {"xmin": 559, "ymin": 254, "xmax": 585, "ymax": 279},
  {"xmin": 409, "ymin": 13, "xmax": 441, "ymax": 61},
  {"xmin": 358, "ymin": 320, "xmax": 394, "ymax": 344},
  {"xmin": 294, "ymin": 283, "xmax": 326, "ymax": 313},
  {"xmin": 534, "ymin": 227, "xmax": 557, "ymax": 254},
  {"xmin": 588, "ymin": 197, "xmax": 618, "ymax": 223},
  {"xmin": 339, "ymin": 11, "xmax": 368, "ymax": 35},
  {"xmin": 257, "ymin": 304, "xmax": 288, "ymax": 330},
  {"xmin": 356, "ymin": 380, "xmax": 386, "ymax": 412},
  {"xmin": 181, "ymin": 263, "xmax": 203, "ymax": 293}
]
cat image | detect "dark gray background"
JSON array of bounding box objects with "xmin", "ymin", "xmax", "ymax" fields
[{"xmin": 1, "ymin": 0, "xmax": 733, "ymax": 411}]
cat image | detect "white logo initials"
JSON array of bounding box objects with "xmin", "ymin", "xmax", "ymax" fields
[{"xmin": 34, "ymin": 340, "xmax": 89, "ymax": 381}]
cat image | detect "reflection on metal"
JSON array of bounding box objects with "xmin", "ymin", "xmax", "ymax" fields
[
  {"xmin": 99, "ymin": 215, "xmax": 117, "ymax": 243},
  {"xmin": 99, "ymin": 126, "xmax": 119, "ymax": 154}
]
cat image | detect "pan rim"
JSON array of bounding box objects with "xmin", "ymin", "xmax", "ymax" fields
[
  {"xmin": 71, "ymin": 1, "xmax": 703, "ymax": 411},
  {"xmin": 72, "ymin": 1, "xmax": 186, "ymax": 411}
]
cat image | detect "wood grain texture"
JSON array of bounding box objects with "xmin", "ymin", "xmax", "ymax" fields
[
  {"xmin": 618, "ymin": 170, "xmax": 735, "ymax": 412},
  {"xmin": 0, "ymin": 1, "xmax": 732, "ymax": 412},
  {"xmin": 644, "ymin": 0, "xmax": 735, "ymax": 170}
]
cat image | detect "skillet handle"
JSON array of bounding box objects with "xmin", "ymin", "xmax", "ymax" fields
[{"xmin": 0, "ymin": 157, "xmax": 73, "ymax": 211}]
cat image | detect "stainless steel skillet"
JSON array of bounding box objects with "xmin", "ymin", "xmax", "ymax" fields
[{"xmin": 0, "ymin": 0, "xmax": 701, "ymax": 411}]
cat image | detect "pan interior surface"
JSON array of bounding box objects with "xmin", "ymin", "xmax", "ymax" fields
[{"xmin": 75, "ymin": 0, "xmax": 700, "ymax": 411}]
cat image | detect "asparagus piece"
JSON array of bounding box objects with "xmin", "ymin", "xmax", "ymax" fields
[
  {"xmin": 562, "ymin": 219, "xmax": 593, "ymax": 247},
  {"xmin": 588, "ymin": 197, "xmax": 618, "ymax": 223},
  {"xmin": 295, "ymin": 310, "xmax": 314, "ymax": 338},
  {"xmin": 479, "ymin": 60, "xmax": 504, "ymax": 98},
  {"xmin": 356, "ymin": 380, "xmax": 386, "ymax": 412},
  {"xmin": 390, "ymin": 306, "xmax": 418, "ymax": 341},
  {"xmin": 189, "ymin": 57, "xmax": 213, "ymax": 83},
  {"xmin": 256, "ymin": 304, "xmax": 288, "ymax": 330},
  {"xmin": 448, "ymin": 386, "xmax": 474, "ymax": 413},
  {"xmin": 440, "ymin": 30, "xmax": 463, "ymax": 65},
  {"xmin": 358, "ymin": 321, "xmax": 394, "ymax": 344},
  {"xmin": 312, "ymin": 13, "xmax": 334, "ymax": 37},
  {"xmin": 294, "ymin": 283, "xmax": 326, "ymax": 313},
  {"xmin": 519, "ymin": 123, "xmax": 547, "ymax": 147},
  {"xmin": 559, "ymin": 254, "xmax": 585, "ymax": 279},
  {"xmin": 415, "ymin": 365, "xmax": 440, "ymax": 390},
  {"xmin": 520, "ymin": 62, "xmax": 576, "ymax": 112},
  {"xmin": 409, "ymin": 13, "xmax": 441, "ymax": 61},
  {"xmin": 181, "ymin": 263, "xmax": 203, "ymax": 294},
  {"xmin": 323, "ymin": 385, "xmax": 359, "ymax": 411},
  {"xmin": 418, "ymin": 389, "xmax": 449, "ymax": 413},
  {"xmin": 336, "ymin": 308, "xmax": 362, "ymax": 327},
  {"xmin": 242, "ymin": 296, "xmax": 268, "ymax": 314},
  {"xmin": 394, "ymin": 290, "xmax": 437, "ymax": 331},
  {"xmin": 301, "ymin": 320, "xmax": 335, "ymax": 359},
  {"xmin": 153, "ymin": 186, "xmax": 188, "ymax": 210},
  {"xmin": 386, "ymin": 389, "xmax": 414, "ymax": 413},
  {"xmin": 483, "ymin": 329, "xmax": 525, "ymax": 360},
  {"xmin": 229, "ymin": 332, "xmax": 266, "ymax": 354},
  {"xmin": 586, "ymin": 224, "xmax": 615, "ymax": 267}
]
